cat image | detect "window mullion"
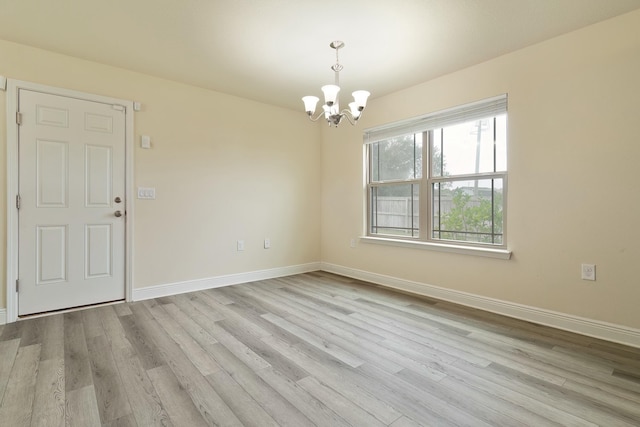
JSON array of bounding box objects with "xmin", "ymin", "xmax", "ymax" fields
[
  {"xmin": 493, "ymin": 116, "xmax": 497, "ymax": 173},
  {"xmin": 430, "ymin": 171, "xmax": 505, "ymax": 183},
  {"xmin": 421, "ymin": 130, "xmax": 430, "ymax": 241}
]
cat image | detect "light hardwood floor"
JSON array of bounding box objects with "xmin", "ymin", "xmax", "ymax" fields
[{"xmin": 1, "ymin": 271, "xmax": 639, "ymax": 426}]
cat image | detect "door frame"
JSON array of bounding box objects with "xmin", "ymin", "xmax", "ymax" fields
[{"xmin": 5, "ymin": 78, "xmax": 135, "ymax": 323}]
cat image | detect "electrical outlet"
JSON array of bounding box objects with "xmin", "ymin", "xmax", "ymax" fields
[
  {"xmin": 581, "ymin": 264, "xmax": 596, "ymax": 281},
  {"xmin": 264, "ymin": 238, "xmax": 271, "ymax": 249},
  {"xmin": 350, "ymin": 238, "xmax": 357, "ymax": 248},
  {"xmin": 237, "ymin": 240, "xmax": 245, "ymax": 251}
]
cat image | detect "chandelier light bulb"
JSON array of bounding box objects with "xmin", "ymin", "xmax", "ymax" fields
[
  {"xmin": 302, "ymin": 96, "xmax": 320, "ymax": 115},
  {"xmin": 321, "ymin": 85, "xmax": 340, "ymax": 106},
  {"xmin": 352, "ymin": 90, "xmax": 371, "ymax": 110}
]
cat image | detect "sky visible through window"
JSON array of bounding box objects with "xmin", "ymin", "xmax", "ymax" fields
[{"xmin": 435, "ymin": 114, "xmax": 507, "ymax": 179}]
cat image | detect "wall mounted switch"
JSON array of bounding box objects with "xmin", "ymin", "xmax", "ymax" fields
[
  {"xmin": 237, "ymin": 240, "xmax": 245, "ymax": 251},
  {"xmin": 137, "ymin": 187, "xmax": 156, "ymax": 199},
  {"xmin": 264, "ymin": 238, "xmax": 271, "ymax": 249},
  {"xmin": 141, "ymin": 135, "xmax": 151, "ymax": 149}
]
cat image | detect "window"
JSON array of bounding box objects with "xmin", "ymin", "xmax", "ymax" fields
[{"xmin": 366, "ymin": 95, "xmax": 507, "ymax": 249}]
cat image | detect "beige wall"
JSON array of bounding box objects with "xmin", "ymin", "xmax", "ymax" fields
[
  {"xmin": 321, "ymin": 10, "xmax": 640, "ymax": 329},
  {"xmin": 0, "ymin": 40, "xmax": 322, "ymax": 308},
  {"xmin": 2, "ymin": 10, "xmax": 639, "ymax": 332}
]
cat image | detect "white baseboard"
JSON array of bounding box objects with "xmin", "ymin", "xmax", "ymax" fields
[
  {"xmin": 0, "ymin": 309, "xmax": 6, "ymax": 325},
  {"xmin": 132, "ymin": 262, "xmax": 322, "ymax": 301},
  {"xmin": 321, "ymin": 262, "xmax": 640, "ymax": 349},
  {"xmin": 18, "ymin": 258, "xmax": 634, "ymax": 348}
]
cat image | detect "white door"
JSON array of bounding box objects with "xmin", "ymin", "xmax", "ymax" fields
[{"xmin": 18, "ymin": 89, "xmax": 126, "ymax": 315}]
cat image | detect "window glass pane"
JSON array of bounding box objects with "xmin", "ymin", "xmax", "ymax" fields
[
  {"xmin": 432, "ymin": 182, "xmax": 442, "ymax": 239},
  {"xmin": 438, "ymin": 118, "xmax": 496, "ymax": 176},
  {"xmin": 432, "ymin": 179, "xmax": 503, "ymax": 244},
  {"xmin": 370, "ymin": 134, "xmax": 422, "ymax": 182},
  {"xmin": 431, "ymin": 129, "xmax": 443, "ymax": 177},
  {"xmin": 495, "ymin": 114, "xmax": 507, "ymax": 172},
  {"xmin": 370, "ymin": 184, "xmax": 419, "ymax": 237}
]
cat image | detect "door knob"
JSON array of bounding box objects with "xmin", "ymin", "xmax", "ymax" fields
[{"xmin": 114, "ymin": 210, "xmax": 122, "ymax": 217}]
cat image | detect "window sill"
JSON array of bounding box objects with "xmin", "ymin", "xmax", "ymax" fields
[{"xmin": 360, "ymin": 236, "xmax": 512, "ymax": 260}]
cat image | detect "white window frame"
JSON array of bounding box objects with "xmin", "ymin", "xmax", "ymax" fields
[{"xmin": 362, "ymin": 95, "xmax": 511, "ymax": 259}]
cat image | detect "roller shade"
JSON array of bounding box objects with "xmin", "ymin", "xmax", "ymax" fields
[{"xmin": 364, "ymin": 94, "xmax": 507, "ymax": 144}]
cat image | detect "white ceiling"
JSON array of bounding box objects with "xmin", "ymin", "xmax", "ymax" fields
[{"xmin": 1, "ymin": 0, "xmax": 639, "ymax": 111}]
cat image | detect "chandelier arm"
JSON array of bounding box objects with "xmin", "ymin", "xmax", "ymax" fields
[
  {"xmin": 339, "ymin": 110, "xmax": 357, "ymax": 126},
  {"xmin": 307, "ymin": 111, "xmax": 326, "ymax": 122}
]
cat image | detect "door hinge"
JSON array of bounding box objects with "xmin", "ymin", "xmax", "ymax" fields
[
  {"xmin": 16, "ymin": 111, "xmax": 22, "ymax": 125},
  {"xmin": 16, "ymin": 279, "xmax": 19, "ymax": 292},
  {"xmin": 16, "ymin": 194, "xmax": 21, "ymax": 209}
]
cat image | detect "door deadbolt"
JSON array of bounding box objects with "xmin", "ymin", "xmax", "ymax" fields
[{"xmin": 114, "ymin": 196, "xmax": 122, "ymax": 203}]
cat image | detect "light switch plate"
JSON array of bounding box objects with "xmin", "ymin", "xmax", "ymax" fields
[
  {"xmin": 141, "ymin": 135, "xmax": 151, "ymax": 149},
  {"xmin": 137, "ymin": 187, "xmax": 156, "ymax": 199}
]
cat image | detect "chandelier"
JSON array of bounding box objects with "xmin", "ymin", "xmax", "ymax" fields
[{"xmin": 302, "ymin": 41, "xmax": 370, "ymax": 127}]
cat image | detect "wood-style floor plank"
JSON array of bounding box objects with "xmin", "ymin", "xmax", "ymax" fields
[
  {"xmin": 129, "ymin": 302, "xmax": 243, "ymax": 427},
  {"xmin": 111, "ymin": 344, "xmax": 172, "ymax": 427},
  {"xmin": 146, "ymin": 364, "xmax": 206, "ymax": 427},
  {"xmin": 1, "ymin": 271, "xmax": 638, "ymax": 427},
  {"xmin": 260, "ymin": 334, "xmax": 404, "ymax": 424},
  {"xmin": 30, "ymin": 357, "xmax": 65, "ymax": 427},
  {"xmin": 0, "ymin": 343, "xmax": 40, "ymax": 426},
  {"xmin": 65, "ymin": 385, "xmax": 101, "ymax": 427},
  {"xmin": 63, "ymin": 312, "xmax": 93, "ymax": 392},
  {"xmin": 206, "ymin": 368, "xmax": 281, "ymax": 427},
  {"xmin": 216, "ymin": 317, "xmax": 310, "ymax": 382},
  {"xmin": 202, "ymin": 339, "xmax": 314, "ymax": 427},
  {"xmin": 0, "ymin": 338, "xmax": 21, "ymax": 404},
  {"xmin": 297, "ymin": 375, "xmax": 389, "ymax": 427},
  {"xmin": 146, "ymin": 302, "xmax": 221, "ymax": 376},
  {"xmin": 118, "ymin": 310, "xmax": 165, "ymax": 371},
  {"xmin": 81, "ymin": 308, "xmax": 105, "ymax": 341},
  {"xmin": 255, "ymin": 367, "xmax": 352, "ymax": 427},
  {"xmin": 39, "ymin": 314, "xmax": 64, "ymax": 361},
  {"xmin": 261, "ymin": 312, "xmax": 365, "ymax": 368},
  {"xmin": 86, "ymin": 334, "xmax": 132, "ymax": 423},
  {"xmin": 97, "ymin": 306, "xmax": 131, "ymax": 350},
  {"xmin": 101, "ymin": 413, "xmax": 138, "ymax": 427}
]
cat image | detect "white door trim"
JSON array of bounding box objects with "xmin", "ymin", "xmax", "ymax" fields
[{"xmin": 5, "ymin": 79, "xmax": 134, "ymax": 323}]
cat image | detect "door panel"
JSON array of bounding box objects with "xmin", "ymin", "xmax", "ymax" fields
[
  {"xmin": 85, "ymin": 224, "xmax": 112, "ymax": 278},
  {"xmin": 85, "ymin": 144, "xmax": 112, "ymax": 207},
  {"xmin": 37, "ymin": 139, "xmax": 68, "ymax": 207},
  {"xmin": 37, "ymin": 225, "xmax": 68, "ymax": 284},
  {"xmin": 18, "ymin": 89, "xmax": 126, "ymax": 315}
]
